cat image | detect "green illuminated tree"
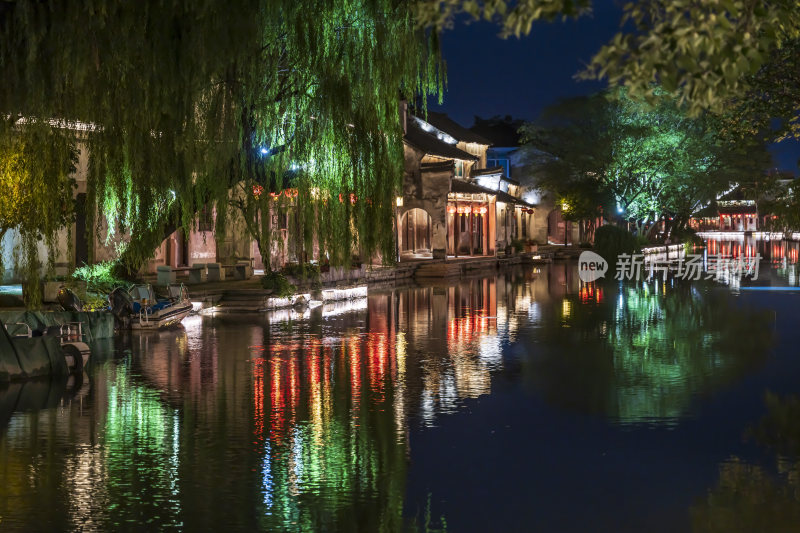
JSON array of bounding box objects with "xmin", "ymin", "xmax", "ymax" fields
[
  {"xmin": 522, "ymin": 89, "xmax": 771, "ymax": 235},
  {"xmin": 0, "ymin": 0, "xmax": 442, "ymax": 280},
  {"xmin": 0, "ymin": 126, "xmax": 76, "ymax": 301}
]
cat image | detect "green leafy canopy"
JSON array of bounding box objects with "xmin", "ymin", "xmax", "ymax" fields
[
  {"xmin": 521, "ymin": 88, "xmax": 771, "ymax": 232},
  {"xmin": 0, "ymin": 0, "xmax": 443, "ymax": 284}
]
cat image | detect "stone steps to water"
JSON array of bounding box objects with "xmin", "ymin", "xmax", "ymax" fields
[{"xmin": 214, "ymin": 290, "xmax": 269, "ymax": 312}]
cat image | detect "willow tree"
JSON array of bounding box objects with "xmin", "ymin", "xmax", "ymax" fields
[
  {"xmin": 0, "ymin": 0, "xmax": 443, "ymax": 280},
  {"xmin": 0, "ymin": 123, "xmax": 76, "ymax": 298}
]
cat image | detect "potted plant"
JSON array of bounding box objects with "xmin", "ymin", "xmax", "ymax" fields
[
  {"xmin": 527, "ymin": 239, "xmax": 539, "ymax": 252},
  {"xmin": 511, "ymin": 239, "xmax": 524, "ymax": 255}
]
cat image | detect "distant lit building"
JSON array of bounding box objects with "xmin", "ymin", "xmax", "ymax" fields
[
  {"xmin": 688, "ymin": 186, "xmax": 761, "ymax": 232},
  {"xmin": 470, "ymin": 116, "xmax": 588, "ymax": 245},
  {"xmin": 398, "ymin": 106, "xmax": 537, "ymax": 261}
]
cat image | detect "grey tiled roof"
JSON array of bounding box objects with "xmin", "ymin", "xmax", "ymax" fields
[{"xmin": 404, "ymin": 120, "xmax": 478, "ymax": 161}]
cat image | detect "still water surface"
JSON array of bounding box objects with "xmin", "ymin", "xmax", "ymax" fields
[{"xmin": 2, "ymin": 260, "xmax": 800, "ymax": 532}]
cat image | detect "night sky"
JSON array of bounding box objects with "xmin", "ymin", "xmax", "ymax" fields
[{"xmin": 429, "ymin": 4, "xmax": 800, "ymax": 174}]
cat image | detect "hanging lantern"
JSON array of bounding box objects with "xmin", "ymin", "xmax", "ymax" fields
[{"xmin": 447, "ymin": 205, "xmax": 457, "ymax": 215}]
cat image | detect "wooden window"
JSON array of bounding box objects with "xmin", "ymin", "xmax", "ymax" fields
[{"xmin": 455, "ymin": 160, "xmax": 464, "ymax": 178}]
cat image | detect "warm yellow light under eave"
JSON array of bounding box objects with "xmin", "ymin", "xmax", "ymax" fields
[{"xmin": 396, "ymin": 196, "xmax": 404, "ymax": 207}]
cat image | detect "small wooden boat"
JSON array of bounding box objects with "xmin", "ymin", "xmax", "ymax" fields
[{"xmin": 109, "ymin": 284, "xmax": 192, "ymax": 330}]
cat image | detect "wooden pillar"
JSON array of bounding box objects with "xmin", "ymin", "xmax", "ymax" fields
[
  {"xmin": 411, "ymin": 209, "xmax": 416, "ymax": 253},
  {"xmin": 454, "ymin": 202, "xmax": 459, "ymax": 258},
  {"xmin": 469, "ymin": 206, "xmax": 474, "ymax": 256},
  {"xmin": 483, "ymin": 209, "xmax": 487, "ymax": 255}
]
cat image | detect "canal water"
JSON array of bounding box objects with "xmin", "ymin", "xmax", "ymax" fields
[{"xmin": 2, "ymin": 255, "xmax": 800, "ymax": 532}]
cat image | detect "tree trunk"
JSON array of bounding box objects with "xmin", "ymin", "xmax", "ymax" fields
[{"xmin": 114, "ymin": 204, "xmax": 183, "ymax": 279}]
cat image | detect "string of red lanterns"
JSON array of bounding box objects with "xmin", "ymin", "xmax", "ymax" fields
[
  {"xmin": 447, "ymin": 204, "xmax": 488, "ymax": 215},
  {"xmin": 253, "ymin": 186, "xmax": 300, "ymax": 200}
]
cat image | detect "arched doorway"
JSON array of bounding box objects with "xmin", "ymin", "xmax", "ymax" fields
[
  {"xmin": 400, "ymin": 208, "xmax": 432, "ymax": 257},
  {"xmin": 547, "ymin": 209, "xmax": 568, "ymax": 245}
]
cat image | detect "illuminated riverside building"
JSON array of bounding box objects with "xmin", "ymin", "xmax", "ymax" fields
[
  {"xmin": 398, "ymin": 108, "xmax": 538, "ymax": 261},
  {"xmin": 687, "ymin": 181, "xmax": 794, "ymax": 233},
  {"xmin": 1, "ymin": 107, "xmax": 587, "ymax": 283}
]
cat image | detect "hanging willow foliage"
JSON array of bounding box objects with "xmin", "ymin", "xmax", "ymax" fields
[
  {"xmin": 0, "ymin": 119, "xmax": 76, "ymax": 304},
  {"xmin": 0, "ymin": 0, "xmax": 443, "ymax": 278}
]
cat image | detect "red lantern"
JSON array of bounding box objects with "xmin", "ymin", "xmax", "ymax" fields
[{"xmin": 447, "ymin": 205, "xmax": 457, "ymax": 215}]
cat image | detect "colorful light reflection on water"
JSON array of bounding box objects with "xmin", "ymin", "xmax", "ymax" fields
[{"xmin": 0, "ymin": 263, "xmax": 798, "ymax": 532}]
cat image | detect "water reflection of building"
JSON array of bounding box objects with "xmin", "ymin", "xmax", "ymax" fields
[
  {"xmin": 394, "ymin": 279, "xmax": 498, "ymax": 422},
  {"xmin": 0, "ymin": 266, "xmax": 565, "ymax": 531},
  {"xmin": 706, "ymin": 237, "xmax": 800, "ymax": 286},
  {"xmin": 249, "ymin": 309, "xmax": 409, "ymax": 530}
]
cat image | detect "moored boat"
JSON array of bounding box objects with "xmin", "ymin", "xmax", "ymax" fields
[
  {"xmin": 1, "ymin": 319, "xmax": 90, "ymax": 375},
  {"xmin": 109, "ymin": 284, "xmax": 193, "ymax": 330}
]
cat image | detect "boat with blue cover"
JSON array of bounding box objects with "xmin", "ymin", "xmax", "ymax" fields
[{"xmin": 109, "ymin": 284, "xmax": 193, "ymax": 330}]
